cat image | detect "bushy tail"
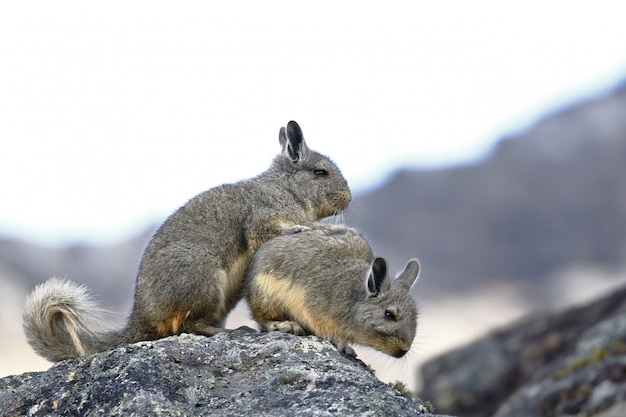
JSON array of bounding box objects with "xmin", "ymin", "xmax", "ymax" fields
[{"xmin": 22, "ymin": 278, "xmax": 123, "ymax": 362}]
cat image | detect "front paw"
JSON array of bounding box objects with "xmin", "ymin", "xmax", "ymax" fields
[
  {"xmin": 331, "ymin": 339, "xmax": 357, "ymax": 357},
  {"xmin": 265, "ymin": 321, "xmax": 307, "ymax": 335},
  {"xmin": 282, "ymin": 224, "xmax": 312, "ymax": 235}
]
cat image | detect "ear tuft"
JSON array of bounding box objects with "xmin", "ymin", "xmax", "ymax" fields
[
  {"xmin": 279, "ymin": 121, "xmax": 308, "ymax": 163},
  {"xmin": 366, "ymin": 257, "xmax": 390, "ymax": 297},
  {"xmin": 398, "ymin": 258, "xmax": 420, "ymax": 290},
  {"xmin": 279, "ymin": 126, "xmax": 287, "ymax": 148}
]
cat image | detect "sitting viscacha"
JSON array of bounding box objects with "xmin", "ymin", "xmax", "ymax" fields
[
  {"xmin": 244, "ymin": 223, "xmax": 420, "ymax": 358},
  {"xmin": 23, "ymin": 121, "xmax": 352, "ymax": 362}
]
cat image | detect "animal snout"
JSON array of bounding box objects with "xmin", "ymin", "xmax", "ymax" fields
[
  {"xmin": 393, "ymin": 347, "xmax": 410, "ymax": 358},
  {"xmin": 338, "ymin": 188, "xmax": 352, "ymax": 208}
]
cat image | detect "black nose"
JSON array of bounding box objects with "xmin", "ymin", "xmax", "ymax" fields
[{"xmin": 393, "ymin": 348, "xmax": 409, "ymax": 358}]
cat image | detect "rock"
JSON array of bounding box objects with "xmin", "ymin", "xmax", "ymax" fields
[
  {"xmin": 492, "ymin": 311, "xmax": 626, "ymax": 417},
  {"xmin": 419, "ymin": 284, "xmax": 626, "ymax": 417},
  {"xmin": 0, "ymin": 332, "xmax": 449, "ymax": 416}
]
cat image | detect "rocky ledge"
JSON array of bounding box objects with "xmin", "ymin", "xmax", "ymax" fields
[{"xmin": 0, "ymin": 332, "xmax": 447, "ymax": 417}]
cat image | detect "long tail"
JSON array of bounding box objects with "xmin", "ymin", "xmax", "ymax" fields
[{"xmin": 22, "ymin": 278, "xmax": 127, "ymax": 362}]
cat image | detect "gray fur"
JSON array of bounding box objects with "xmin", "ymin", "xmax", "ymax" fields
[
  {"xmin": 23, "ymin": 121, "xmax": 351, "ymax": 362},
  {"xmin": 244, "ymin": 223, "xmax": 420, "ymax": 358}
]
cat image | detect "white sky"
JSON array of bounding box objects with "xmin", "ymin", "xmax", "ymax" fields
[{"xmin": 1, "ymin": 1, "xmax": 626, "ymax": 245}]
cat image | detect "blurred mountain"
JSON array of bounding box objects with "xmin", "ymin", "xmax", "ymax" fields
[
  {"xmin": 0, "ymin": 231, "xmax": 151, "ymax": 310},
  {"xmin": 348, "ymin": 80, "xmax": 626, "ymax": 302}
]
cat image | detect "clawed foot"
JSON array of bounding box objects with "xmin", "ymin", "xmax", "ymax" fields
[
  {"xmin": 264, "ymin": 321, "xmax": 307, "ymax": 336},
  {"xmin": 331, "ymin": 339, "xmax": 357, "ymax": 357},
  {"xmin": 260, "ymin": 323, "xmax": 356, "ymax": 357}
]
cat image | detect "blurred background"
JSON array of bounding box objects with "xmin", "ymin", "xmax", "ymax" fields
[{"xmin": 2, "ymin": 1, "xmax": 626, "ymax": 392}]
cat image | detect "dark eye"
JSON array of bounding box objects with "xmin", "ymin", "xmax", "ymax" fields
[
  {"xmin": 313, "ymin": 168, "xmax": 329, "ymax": 177},
  {"xmin": 385, "ymin": 310, "xmax": 397, "ymax": 321}
]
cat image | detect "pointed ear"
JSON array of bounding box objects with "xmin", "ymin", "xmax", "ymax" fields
[
  {"xmin": 397, "ymin": 258, "xmax": 420, "ymax": 291},
  {"xmin": 279, "ymin": 120, "xmax": 308, "ymax": 163},
  {"xmin": 365, "ymin": 257, "xmax": 391, "ymax": 297}
]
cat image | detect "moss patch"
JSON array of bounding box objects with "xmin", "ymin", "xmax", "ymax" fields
[{"xmin": 553, "ymin": 341, "xmax": 626, "ymax": 380}]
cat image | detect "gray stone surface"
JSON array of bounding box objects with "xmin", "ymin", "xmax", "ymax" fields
[
  {"xmin": 492, "ymin": 312, "xmax": 626, "ymax": 417},
  {"xmin": 0, "ymin": 332, "xmax": 448, "ymax": 416},
  {"xmin": 419, "ymin": 285, "xmax": 626, "ymax": 417}
]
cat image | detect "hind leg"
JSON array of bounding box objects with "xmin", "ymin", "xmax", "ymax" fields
[
  {"xmin": 183, "ymin": 316, "xmax": 256, "ymax": 336},
  {"xmin": 183, "ymin": 318, "xmax": 229, "ymax": 336}
]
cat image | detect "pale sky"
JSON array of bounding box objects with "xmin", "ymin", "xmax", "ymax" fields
[{"xmin": 1, "ymin": 1, "xmax": 626, "ymax": 245}]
